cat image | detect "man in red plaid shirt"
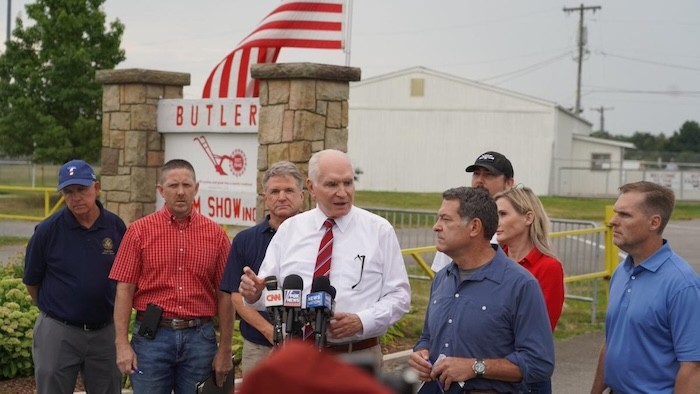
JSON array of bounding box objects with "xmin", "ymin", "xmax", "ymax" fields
[{"xmin": 110, "ymin": 159, "xmax": 233, "ymax": 393}]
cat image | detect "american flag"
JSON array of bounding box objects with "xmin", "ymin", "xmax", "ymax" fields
[{"xmin": 202, "ymin": 0, "xmax": 345, "ymax": 99}]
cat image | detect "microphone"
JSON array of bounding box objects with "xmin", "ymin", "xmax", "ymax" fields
[
  {"xmin": 282, "ymin": 274, "xmax": 304, "ymax": 340},
  {"xmin": 263, "ymin": 276, "xmax": 283, "ymax": 346},
  {"xmin": 305, "ymin": 276, "xmax": 335, "ymax": 348}
]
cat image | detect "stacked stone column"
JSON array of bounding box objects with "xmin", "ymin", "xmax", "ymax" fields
[
  {"xmin": 95, "ymin": 63, "xmax": 359, "ymax": 225},
  {"xmin": 251, "ymin": 63, "xmax": 361, "ymax": 220},
  {"xmin": 96, "ymin": 69, "xmax": 190, "ymax": 225}
]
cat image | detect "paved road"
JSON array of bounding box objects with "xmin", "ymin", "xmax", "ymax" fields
[{"xmin": 664, "ymin": 219, "xmax": 700, "ymax": 272}]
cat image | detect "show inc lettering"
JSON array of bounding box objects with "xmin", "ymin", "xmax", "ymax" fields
[{"xmin": 192, "ymin": 195, "xmax": 256, "ymax": 226}]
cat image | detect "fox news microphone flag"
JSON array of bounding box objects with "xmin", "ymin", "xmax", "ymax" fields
[{"xmin": 202, "ymin": 0, "xmax": 345, "ymax": 99}]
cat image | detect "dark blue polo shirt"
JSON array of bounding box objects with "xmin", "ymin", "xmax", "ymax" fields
[
  {"xmin": 23, "ymin": 201, "xmax": 126, "ymax": 325},
  {"xmin": 220, "ymin": 216, "xmax": 275, "ymax": 346}
]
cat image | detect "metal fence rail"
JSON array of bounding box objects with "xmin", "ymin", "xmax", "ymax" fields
[
  {"xmin": 0, "ymin": 185, "xmax": 64, "ymax": 221},
  {"xmin": 368, "ymin": 208, "xmax": 437, "ymax": 249},
  {"xmin": 365, "ymin": 207, "xmax": 611, "ymax": 324}
]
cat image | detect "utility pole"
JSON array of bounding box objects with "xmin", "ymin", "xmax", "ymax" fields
[
  {"xmin": 563, "ymin": 4, "xmax": 601, "ymax": 116},
  {"xmin": 591, "ymin": 106, "xmax": 614, "ymax": 133}
]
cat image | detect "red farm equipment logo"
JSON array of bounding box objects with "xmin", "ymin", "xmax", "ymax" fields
[{"xmin": 194, "ymin": 136, "xmax": 247, "ymax": 177}]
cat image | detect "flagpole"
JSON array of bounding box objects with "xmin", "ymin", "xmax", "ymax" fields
[
  {"xmin": 344, "ymin": 0, "xmax": 353, "ymax": 66},
  {"xmin": 6, "ymin": 0, "xmax": 11, "ymax": 42}
]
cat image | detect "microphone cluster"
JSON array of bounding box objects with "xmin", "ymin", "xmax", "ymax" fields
[{"xmin": 263, "ymin": 274, "xmax": 336, "ymax": 349}]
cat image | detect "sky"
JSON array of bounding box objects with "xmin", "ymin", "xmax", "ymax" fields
[{"xmin": 2, "ymin": 0, "xmax": 699, "ymax": 137}]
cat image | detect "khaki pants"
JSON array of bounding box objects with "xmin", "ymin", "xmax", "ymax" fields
[{"xmin": 241, "ymin": 338, "xmax": 273, "ymax": 376}]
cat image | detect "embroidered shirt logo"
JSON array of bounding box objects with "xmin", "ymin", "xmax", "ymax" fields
[{"xmin": 102, "ymin": 238, "xmax": 115, "ymax": 255}]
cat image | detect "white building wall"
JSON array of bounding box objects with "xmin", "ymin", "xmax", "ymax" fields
[
  {"xmin": 347, "ymin": 67, "xmax": 593, "ymax": 196},
  {"xmin": 349, "ymin": 108, "xmax": 555, "ymax": 193},
  {"xmin": 559, "ymin": 139, "xmax": 626, "ymax": 196}
]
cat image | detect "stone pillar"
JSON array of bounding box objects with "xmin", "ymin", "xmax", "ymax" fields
[
  {"xmin": 96, "ymin": 69, "xmax": 190, "ymax": 225},
  {"xmin": 251, "ymin": 63, "xmax": 361, "ymax": 220}
]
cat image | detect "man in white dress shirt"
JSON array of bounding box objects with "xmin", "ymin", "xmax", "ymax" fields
[
  {"xmin": 240, "ymin": 149, "xmax": 411, "ymax": 367},
  {"xmin": 431, "ymin": 151, "xmax": 515, "ymax": 272}
]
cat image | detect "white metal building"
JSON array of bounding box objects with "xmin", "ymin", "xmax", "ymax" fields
[{"xmin": 347, "ymin": 67, "xmax": 631, "ymax": 196}]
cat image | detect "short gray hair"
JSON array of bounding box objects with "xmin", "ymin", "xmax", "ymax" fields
[
  {"xmin": 307, "ymin": 149, "xmax": 352, "ymax": 185},
  {"xmin": 263, "ymin": 161, "xmax": 303, "ymax": 192}
]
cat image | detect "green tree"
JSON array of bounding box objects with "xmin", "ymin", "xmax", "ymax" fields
[
  {"xmin": 0, "ymin": 0, "xmax": 124, "ymax": 163},
  {"xmin": 668, "ymin": 120, "xmax": 700, "ymax": 153},
  {"xmin": 626, "ymin": 131, "xmax": 667, "ymax": 152}
]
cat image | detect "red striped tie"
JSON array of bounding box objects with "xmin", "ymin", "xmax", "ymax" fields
[
  {"xmin": 304, "ymin": 218, "xmax": 334, "ymax": 342},
  {"xmin": 314, "ymin": 219, "xmax": 335, "ymax": 278}
]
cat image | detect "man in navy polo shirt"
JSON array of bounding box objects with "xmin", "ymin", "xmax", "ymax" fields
[
  {"xmin": 24, "ymin": 159, "xmax": 126, "ymax": 394},
  {"xmin": 220, "ymin": 161, "xmax": 304, "ymax": 375}
]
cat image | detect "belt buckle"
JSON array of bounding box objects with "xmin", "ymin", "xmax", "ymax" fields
[
  {"xmin": 170, "ymin": 318, "xmax": 184, "ymax": 329},
  {"xmin": 82, "ymin": 324, "xmax": 91, "ymax": 331}
]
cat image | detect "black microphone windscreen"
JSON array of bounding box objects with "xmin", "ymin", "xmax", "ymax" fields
[
  {"xmin": 264, "ymin": 276, "xmax": 278, "ymax": 291},
  {"xmin": 328, "ymin": 285, "xmax": 337, "ymax": 299},
  {"xmin": 282, "ymin": 274, "xmax": 304, "ymax": 291},
  {"xmin": 311, "ymin": 276, "xmax": 331, "ymax": 293}
]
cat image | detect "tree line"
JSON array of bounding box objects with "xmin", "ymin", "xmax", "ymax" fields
[{"xmin": 591, "ymin": 120, "xmax": 700, "ymax": 164}]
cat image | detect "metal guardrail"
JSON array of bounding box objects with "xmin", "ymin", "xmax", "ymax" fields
[
  {"xmin": 366, "ymin": 207, "xmax": 616, "ymax": 324},
  {"xmin": 0, "ymin": 186, "xmax": 64, "ymax": 221}
]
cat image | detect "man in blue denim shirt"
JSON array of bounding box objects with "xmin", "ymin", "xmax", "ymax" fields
[{"xmin": 409, "ymin": 187, "xmax": 554, "ymax": 393}]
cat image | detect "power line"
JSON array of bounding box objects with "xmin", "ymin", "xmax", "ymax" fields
[
  {"xmin": 478, "ymin": 51, "xmax": 570, "ymax": 83},
  {"xmin": 596, "ymin": 50, "xmax": 700, "ymax": 72},
  {"xmin": 584, "ymin": 86, "xmax": 700, "ymax": 96}
]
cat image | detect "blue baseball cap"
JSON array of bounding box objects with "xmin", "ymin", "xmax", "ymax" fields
[{"xmin": 57, "ymin": 160, "xmax": 97, "ymax": 191}]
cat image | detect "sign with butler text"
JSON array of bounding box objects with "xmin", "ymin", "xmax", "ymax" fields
[
  {"xmin": 157, "ymin": 98, "xmax": 259, "ymax": 226},
  {"xmin": 158, "ymin": 98, "xmax": 258, "ymax": 133}
]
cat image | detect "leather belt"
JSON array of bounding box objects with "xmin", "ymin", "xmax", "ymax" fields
[
  {"xmin": 324, "ymin": 337, "xmax": 379, "ymax": 353},
  {"xmin": 48, "ymin": 315, "xmax": 111, "ymax": 331},
  {"xmin": 136, "ymin": 311, "xmax": 211, "ymax": 330}
]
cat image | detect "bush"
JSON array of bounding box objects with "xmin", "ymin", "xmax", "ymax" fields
[{"xmin": 0, "ymin": 272, "xmax": 39, "ymax": 379}]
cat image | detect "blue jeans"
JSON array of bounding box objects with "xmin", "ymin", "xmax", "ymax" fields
[
  {"xmin": 130, "ymin": 321, "xmax": 218, "ymax": 394},
  {"xmin": 527, "ymin": 379, "xmax": 552, "ymax": 394}
]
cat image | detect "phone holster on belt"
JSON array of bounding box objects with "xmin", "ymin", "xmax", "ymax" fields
[{"xmin": 137, "ymin": 303, "xmax": 163, "ymax": 340}]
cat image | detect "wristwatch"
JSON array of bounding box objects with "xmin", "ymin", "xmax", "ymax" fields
[{"xmin": 472, "ymin": 358, "xmax": 487, "ymax": 377}]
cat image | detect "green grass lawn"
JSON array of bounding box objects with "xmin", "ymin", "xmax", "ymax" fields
[{"xmin": 0, "ymin": 236, "xmax": 29, "ymax": 246}]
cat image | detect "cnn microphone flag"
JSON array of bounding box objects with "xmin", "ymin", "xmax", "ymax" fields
[{"xmin": 202, "ymin": 0, "xmax": 345, "ymax": 99}]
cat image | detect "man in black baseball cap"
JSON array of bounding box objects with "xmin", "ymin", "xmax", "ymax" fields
[
  {"xmin": 465, "ymin": 151, "xmax": 514, "ymax": 195},
  {"xmin": 432, "ymin": 151, "xmax": 515, "ymax": 273}
]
